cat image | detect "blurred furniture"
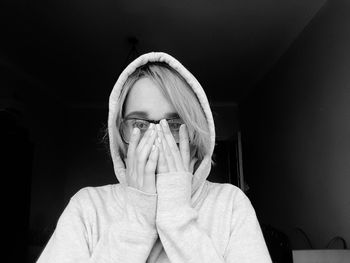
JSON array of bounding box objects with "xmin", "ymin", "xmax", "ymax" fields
[{"xmin": 292, "ymin": 249, "xmax": 350, "ymax": 263}]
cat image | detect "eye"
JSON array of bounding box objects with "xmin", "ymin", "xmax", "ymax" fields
[
  {"xmin": 168, "ymin": 120, "xmax": 183, "ymax": 131},
  {"xmin": 132, "ymin": 120, "xmax": 149, "ymax": 131}
]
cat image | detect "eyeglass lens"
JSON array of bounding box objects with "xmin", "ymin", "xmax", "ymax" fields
[{"xmin": 121, "ymin": 119, "xmax": 182, "ymax": 143}]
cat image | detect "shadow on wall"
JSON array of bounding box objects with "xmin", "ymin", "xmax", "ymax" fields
[{"xmin": 239, "ymin": 0, "xmax": 350, "ymax": 250}]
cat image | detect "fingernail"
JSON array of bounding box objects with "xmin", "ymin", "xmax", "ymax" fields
[
  {"xmin": 156, "ymin": 124, "xmax": 161, "ymax": 131},
  {"xmin": 160, "ymin": 119, "xmax": 167, "ymax": 127},
  {"xmin": 149, "ymin": 123, "xmax": 154, "ymax": 129}
]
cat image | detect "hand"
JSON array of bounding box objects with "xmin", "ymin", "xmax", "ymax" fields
[
  {"xmin": 156, "ymin": 120, "xmax": 196, "ymax": 174},
  {"xmin": 125, "ymin": 124, "xmax": 159, "ymax": 194}
]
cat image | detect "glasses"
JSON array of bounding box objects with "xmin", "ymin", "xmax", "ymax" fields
[{"xmin": 119, "ymin": 117, "xmax": 184, "ymax": 144}]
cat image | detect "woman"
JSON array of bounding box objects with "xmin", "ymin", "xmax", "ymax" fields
[{"xmin": 36, "ymin": 52, "xmax": 271, "ymax": 262}]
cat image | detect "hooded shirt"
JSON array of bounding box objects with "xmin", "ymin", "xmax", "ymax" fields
[{"xmin": 36, "ymin": 52, "xmax": 272, "ymax": 263}]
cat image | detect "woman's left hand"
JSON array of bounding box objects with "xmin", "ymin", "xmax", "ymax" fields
[{"xmin": 156, "ymin": 120, "xmax": 195, "ymax": 174}]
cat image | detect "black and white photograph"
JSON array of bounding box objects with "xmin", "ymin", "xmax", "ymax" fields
[{"xmin": 1, "ymin": 0, "xmax": 350, "ymax": 262}]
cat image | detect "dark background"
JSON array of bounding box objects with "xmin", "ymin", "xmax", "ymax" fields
[{"xmin": 1, "ymin": 0, "xmax": 350, "ymax": 262}]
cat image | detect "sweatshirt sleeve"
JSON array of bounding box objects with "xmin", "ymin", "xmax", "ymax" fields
[
  {"xmin": 155, "ymin": 172, "xmax": 225, "ymax": 263},
  {"xmin": 223, "ymin": 188, "xmax": 272, "ymax": 263},
  {"xmin": 155, "ymin": 172, "xmax": 272, "ymax": 263},
  {"xmin": 36, "ymin": 186, "xmax": 158, "ymax": 263}
]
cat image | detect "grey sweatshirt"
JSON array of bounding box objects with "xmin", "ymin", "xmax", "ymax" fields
[{"xmin": 36, "ymin": 52, "xmax": 272, "ymax": 263}]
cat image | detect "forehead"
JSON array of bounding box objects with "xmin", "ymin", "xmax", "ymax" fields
[{"xmin": 124, "ymin": 77, "xmax": 177, "ymax": 119}]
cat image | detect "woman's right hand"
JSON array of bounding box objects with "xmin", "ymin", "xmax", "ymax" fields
[{"xmin": 126, "ymin": 123, "xmax": 159, "ymax": 194}]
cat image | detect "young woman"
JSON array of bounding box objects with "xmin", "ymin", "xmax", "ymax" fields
[{"xmin": 36, "ymin": 52, "xmax": 271, "ymax": 262}]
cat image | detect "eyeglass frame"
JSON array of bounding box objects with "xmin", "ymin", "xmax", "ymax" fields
[{"xmin": 119, "ymin": 117, "xmax": 184, "ymax": 144}]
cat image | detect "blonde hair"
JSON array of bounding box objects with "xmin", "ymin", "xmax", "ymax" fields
[{"xmin": 108, "ymin": 62, "xmax": 211, "ymax": 162}]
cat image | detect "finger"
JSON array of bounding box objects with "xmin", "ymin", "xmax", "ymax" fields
[
  {"xmin": 137, "ymin": 123, "xmax": 155, "ymax": 151},
  {"xmin": 143, "ymin": 144, "xmax": 158, "ymax": 194},
  {"xmin": 156, "ymin": 136, "xmax": 168, "ymax": 173},
  {"xmin": 126, "ymin": 127, "xmax": 141, "ymax": 165},
  {"xmin": 179, "ymin": 124, "xmax": 190, "ymax": 172},
  {"xmin": 190, "ymin": 157, "xmax": 198, "ymax": 174},
  {"xmin": 126, "ymin": 128, "xmax": 140, "ymax": 183},
  {"xmin": 136, "ymin": 126, "xmax": 157, "ymax": 187},
  {"xmin": 160, "ymin": 119, "xmax": 180, "ymax": 155},
  {"xmin": 160, "ymin": 120, "xmax": 184, "ymax": 171},
  {"xmin": 157, "ymin": 123, "xmax": 177, "ymax": 172}
]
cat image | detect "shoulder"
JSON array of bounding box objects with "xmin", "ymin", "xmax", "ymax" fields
[
  {"xmin": 205, "ymin": 181, "xmax": 253, "ymax": 211},
  {"xmin": 68, "ymin": 184, "xmax": 121, "ymax": 215},
  {"xmin": 71, "ymin": 184, "xmax": 116, "ymax": 200},
  {"xmin": 206, "ymin": 181, "xmax": 247, "ymax": 201}
]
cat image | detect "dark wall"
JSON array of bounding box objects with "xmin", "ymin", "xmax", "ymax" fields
[{"xmin": 240, "ymin": 0, "xmax": 350, "ymax": 249}]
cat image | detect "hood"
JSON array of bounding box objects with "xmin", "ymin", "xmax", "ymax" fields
[{"xmin": 108, "ymin": 52, "xmax": 216, "ymax": 195}]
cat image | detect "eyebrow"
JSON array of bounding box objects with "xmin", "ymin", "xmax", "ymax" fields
[{"xmin": 124, "ymin": 111, "xmax": 179, "ymax": 119}]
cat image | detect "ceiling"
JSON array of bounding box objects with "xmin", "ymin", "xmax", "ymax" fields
[{"xmin": 1, "ymin": 0, "xmax": 326, "ymax": 107}]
